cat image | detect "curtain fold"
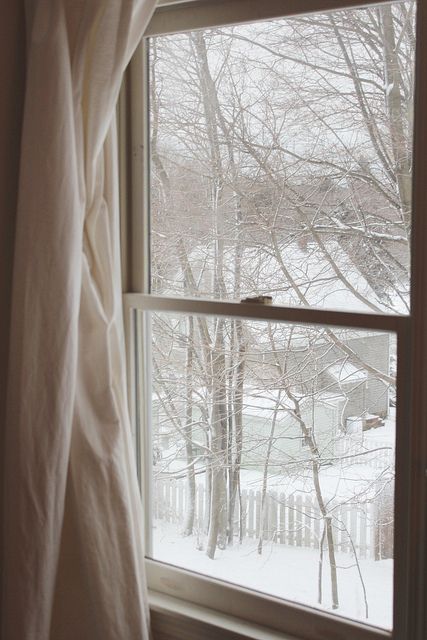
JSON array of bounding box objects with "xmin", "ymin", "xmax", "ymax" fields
[{"xmin": 2, "ymin": 1, "xmax": 156, "ymax": 638}]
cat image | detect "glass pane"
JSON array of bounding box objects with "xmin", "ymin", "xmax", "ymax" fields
[
  {"xmin": 149, "ymin": 1, "xmax": 414, "ymax": 314},
  {"xmin": 142, "ymin": 310, "xmax": 396, "ymax": 629}
]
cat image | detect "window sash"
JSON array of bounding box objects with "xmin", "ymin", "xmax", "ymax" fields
[
  {"xmin": 145, "ymin": 0, "xmax": 395, "ymax": 37},
  {"xmin": 124, "ymin": 294, "xmax": 405, "ymax": 332},
  {"xmin": 120, "ymin": 0, "xmax": 427, "ymax": 637},
  {"xmin": 124, "ymin": 294, "xmax": 411, "ymax": 639},
  {"xmin": 145, "ymin": 558, "xmax": 392, "ymax": 640}
]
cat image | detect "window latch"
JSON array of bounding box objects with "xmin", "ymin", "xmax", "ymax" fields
[{"xmin": 241, "ymin": 295, "xmax": 273, "ymax": 305}]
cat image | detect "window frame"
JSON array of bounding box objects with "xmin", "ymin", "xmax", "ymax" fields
[{"xmin": 120, "ymin": 1, "xmax": 427, "ymax": 638}]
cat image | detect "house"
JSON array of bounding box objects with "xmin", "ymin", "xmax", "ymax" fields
[
  {"xmin": 152, "ymin": 324, "xmax": 390, "ymax": 476},
  {"xmin": 244, "ymin": 329, "xmax": 390, "ymax": 425},
  {"xmin": 237, "ymin": 389, "xmax": 345, "ymax": 470}
]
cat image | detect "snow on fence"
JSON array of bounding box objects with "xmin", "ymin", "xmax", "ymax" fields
[
  {"xmin": 335, "ymin": 436, "xmax": 395, "ymax": 470},
  {"xmin": 154, "ymin": 479, "xmax": 393, "ymax": 561}
]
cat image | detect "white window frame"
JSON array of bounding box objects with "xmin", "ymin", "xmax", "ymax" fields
[{"xmin": 120, "ymin": 1, "xmax": 427, "ymax": 638}]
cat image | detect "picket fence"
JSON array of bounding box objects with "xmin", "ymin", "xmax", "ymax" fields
[
  {"xmin": 335, "ymin": 436, "xmax": 395, "ymax": 470},
  {"xmin": 155, "ymin": 478, "xmax": 394, "ymax": 560}
]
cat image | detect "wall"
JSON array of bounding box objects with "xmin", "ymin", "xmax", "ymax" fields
[{"xmin": 0, "ymin": 1, "xmax": 26, "ymax": 628}]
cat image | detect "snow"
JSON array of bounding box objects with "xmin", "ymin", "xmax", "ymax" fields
[
  {"xmin": 152, "ymin": 520, "xmax": 393, "ymax": 630},
  {"xmin": 385, "ymin": 82, "xmax": 394, "ymax": 97},
  {"xmin": 152, "ymin": 400, "xmax": 396, "ymax": 629},
  {"xmin": 363, "ymin": 411, "xmax": 396, "ymax": 445},
  {"xmin": 255, "ymin": 240, "xmax": 378, "ymax": 313},
  {"xmin": 178, "ymin": 238, "xmax": 407, "ymax": 314},
  {"xmin": 239, "ymin": 462, "xmax": 390, "ymax": 504},
  {"xmin": 151, "ymin": 416, "xmax": 396, "ymax": 630},
  {"xmin": 327, "ymin": 362, "xmax": 367, "ymax": 383}
]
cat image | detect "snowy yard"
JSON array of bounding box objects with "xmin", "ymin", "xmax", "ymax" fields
[
  {"xmin": 152, "ymin": 418, "xmax": 395, "ymax": 629},
  {"xmin": 152, "ymin": 519, "xmax": 393, "ymax": 629}
]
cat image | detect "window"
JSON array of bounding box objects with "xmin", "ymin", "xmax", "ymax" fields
[{"xmin": 121, "ymin": 1, "xmax": 427, "ymax": 638}]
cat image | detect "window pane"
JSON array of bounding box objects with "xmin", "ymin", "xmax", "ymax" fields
[
  {"xmin": 143, "ymin": 310, "xmax": 396, "ymax": 629},
  {"xmin": 149, "ymin": 1, "xmax": 414, "ymax": 314}
]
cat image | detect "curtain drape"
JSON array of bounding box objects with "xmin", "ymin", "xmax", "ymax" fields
[{"xmin": 2, "ymin": 1, "xmax": 156, "ymax": 638}]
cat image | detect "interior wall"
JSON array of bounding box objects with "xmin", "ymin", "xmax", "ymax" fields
[{"xmin": 0, "ymin": 1, "xmax": 26, "ymax": 628}]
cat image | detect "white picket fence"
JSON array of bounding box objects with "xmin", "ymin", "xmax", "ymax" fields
[
  {"xmin": 155, "ymin": 478, "xmax": 393, "ymax": 560},
  {"xmin": 335, "ymin": 436, "xmax": 395, "ymax": 470}
]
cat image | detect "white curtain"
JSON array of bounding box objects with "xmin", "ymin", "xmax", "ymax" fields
[{"xmin": 2, "ymin": 1, "xmax": 156, "ymax": 638}]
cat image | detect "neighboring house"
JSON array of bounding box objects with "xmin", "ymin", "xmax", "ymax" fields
[
  {"xmin": 244, "ymin": 329, "xmax": 390, "ymax": 426},
  {"xmin": 152, "ymin": 328, "xmax": 390, "ymax": 474},
  {"xmin": 237, "ymin": 389, "xmax": 345, "ymax": 471},
  {"xmin": 319, "ymin": 332, "xmax": 390, "ymax": 423}
]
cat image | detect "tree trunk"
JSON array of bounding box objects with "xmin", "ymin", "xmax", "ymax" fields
[
  {"xmin": 183, "ymin": 316, "xmax": 196, "ymax": 536},
  {"xmin": 381, "ymin": 4, "xmax": 412, "ymax": 233},
  {"xmin": 228, "ymin": 320, "xmax": 245, "ymax": 545},
  {"xmin": 206, "ymin": 319, "xmax": 228, "ymax": 558},
  {"xmin": 258, "ymin": 395, "xmax": 281, "ymax": 555},
  {"xmin": 318, "ymin": 523, "xmax": 326, "ymax": 604}
]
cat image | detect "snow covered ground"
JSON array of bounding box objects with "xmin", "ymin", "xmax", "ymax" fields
[
  {"xmin": 152, "ymin": 520, "xmax": 393, "ymax": 630},
  {"xmin": 152, "ymin": 417, "xmax": 395, "ymax": 630},
  {"xmin": 364, "ymin": 415, "xmax": 395, "ymax": 445}
]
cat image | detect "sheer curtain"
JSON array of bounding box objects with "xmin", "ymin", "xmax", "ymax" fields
[{"xmin": 2, "ymin": 1, "xmax": 156, "ymax": 638}]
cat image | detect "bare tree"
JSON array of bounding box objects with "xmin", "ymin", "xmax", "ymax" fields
[{"xmin": 148, "ymin": 2, "xmax": 410, "ymax": 618}]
